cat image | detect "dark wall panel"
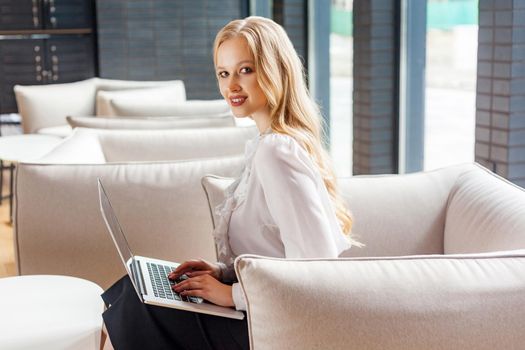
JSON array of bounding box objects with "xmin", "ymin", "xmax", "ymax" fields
[
  {"xmin": 96, "ymin": 0, "xmax": 246, "ymax": 100},
  {"xmin": 273, "ymin": 0, "xmax": 308, "ymax": 67}
]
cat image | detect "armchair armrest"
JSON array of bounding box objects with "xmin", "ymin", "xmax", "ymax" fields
[{"xmin": 235, "ymin": 253, "xmax": 525, "ymax": 350}]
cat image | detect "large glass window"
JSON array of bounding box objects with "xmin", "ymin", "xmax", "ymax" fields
[
  {"xmin": 424, "ymin": 0, "xmax": 478, "ymax": 170},
  {"xmin": 330, "ymin": 0, "xmax": 353, "ymax": 177}
]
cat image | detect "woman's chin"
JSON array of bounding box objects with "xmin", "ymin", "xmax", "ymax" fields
[{"xmin": 232, "ymin": 113, "xmax": 251, "ymax": 119}]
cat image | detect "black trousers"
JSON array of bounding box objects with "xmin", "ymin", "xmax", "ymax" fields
[{"xmin": 102, "ymin": 276, "xmax": 249, "ymax": 350}]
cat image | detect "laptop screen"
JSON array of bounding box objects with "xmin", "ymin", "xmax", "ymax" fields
[
  {"xmin": 98, "ymin": 179, "xmax": 146, "ymax": 300},
  {"xmin": 98, "ymin": 179, "xmax": 135, "ymax": 268}
]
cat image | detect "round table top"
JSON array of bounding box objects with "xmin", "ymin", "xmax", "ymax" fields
[
  {"xmin": 0, "ymin": 134, "xmax": 62, "ymax": 163},
  {"xmin": 0, "ymin": 275, "xmax": 104, "ymax": 349}
]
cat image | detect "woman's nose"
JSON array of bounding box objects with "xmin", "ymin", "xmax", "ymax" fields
[{"xmin": 228, "ymin": 75, "xmax": 241, "ymax": 92}]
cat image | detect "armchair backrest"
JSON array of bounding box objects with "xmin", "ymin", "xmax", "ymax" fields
[
  {"xmin": 15, "ymin": 156, "xmax": 244, "ymax": 289},
  {"xmin": 14, "ymin": 78, "xmax": 97, "ymax": 133},
  {"xmin": 97, "ymin": 127, "xmax": 257, "ymax": 162},
  {"xmin": 37, "ymin": 126, "xmax": 258, "ymax": 164},
  {"xmin": 339, "ymin": 163, "xmax": 477, "ymax": 257}
]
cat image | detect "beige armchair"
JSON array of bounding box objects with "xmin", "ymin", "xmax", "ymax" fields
[
  {"xmin": 202, "ymin": 163, "xmax": 525, "ymax": 349},
  {"xmin": 14, "ymin": 126, "xmax": 257, "ymax": 289}
]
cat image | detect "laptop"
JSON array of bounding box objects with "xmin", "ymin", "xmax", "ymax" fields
[{"xmin": 97, "ymin": 178, "xmax": 245, "ymax": 320}]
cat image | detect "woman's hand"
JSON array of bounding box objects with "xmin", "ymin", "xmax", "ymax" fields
[
  {"xmin": 172, "ymin": 274, "xmax": 234, "ymax": 307},
  {"xmin": 168, "ymin": 259, "xmax": 221, "ymax": 281}
]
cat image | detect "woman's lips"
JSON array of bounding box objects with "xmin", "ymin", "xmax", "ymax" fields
[{"xmin": 230, "ymin": 96, "xmax": 247, "ymax": 107}]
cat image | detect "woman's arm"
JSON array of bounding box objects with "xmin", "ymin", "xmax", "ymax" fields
[{"xmin": 256, "ymin": 135, "xmax": 345, "ymax": 258}]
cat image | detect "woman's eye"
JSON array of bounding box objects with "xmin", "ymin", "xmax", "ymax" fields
[
  {"xmin": 218, "ymin": 72, "xmax": 228, "ymax": 78},
  {"xmin": 241, "ymin": 67, "xmax": 252, "ymax": 73}
]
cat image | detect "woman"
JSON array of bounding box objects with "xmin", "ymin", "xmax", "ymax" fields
[{"xmin": 102, "ymin": 16, "xmax": 358, "ymax": 350}]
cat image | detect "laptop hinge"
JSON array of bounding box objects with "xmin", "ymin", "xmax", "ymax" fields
[{"xmin": 131, "ymin": 258, "xmax": 148, "ymax": 296}]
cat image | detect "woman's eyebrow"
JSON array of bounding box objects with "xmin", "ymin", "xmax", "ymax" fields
[{"xmin": 216, "ymin": 60, "xmax": 254, "ymax": 70}]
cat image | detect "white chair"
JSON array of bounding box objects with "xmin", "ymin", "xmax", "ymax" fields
[
  {"xmin": 14, "ymin": 126, "xmax": 257, "ymax": 289},
  {"xmin": 201, "ymin": 163, "xmax": 525, "ymax": 349}
]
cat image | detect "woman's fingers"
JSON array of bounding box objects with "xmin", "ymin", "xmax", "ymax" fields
[
  {"xmin": 180, "ymin": 289, "xmax": 206, "ymax": 298},
  {"xmin": 169, "ymin": 260, "xmax": 207, "ymax": 279},
  {"xmin": 172, "ymin": 276, "xmax": 203, "ymax": 292},
  {"xmin": 186, "ymin": 270, "xmax": 212, "ymax": 277}
]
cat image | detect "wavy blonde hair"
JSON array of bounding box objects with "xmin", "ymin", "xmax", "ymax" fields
[{"xmin": 213, "ymin": 16, "xmax": 359, "ymax": 245}]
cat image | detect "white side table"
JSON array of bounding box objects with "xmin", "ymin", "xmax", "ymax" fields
[
  {"xmin": 0, "ymin": 134, "xmax": 62, "ymax": 222},
  {"xmin": 0, "ymin": 275, "xmax": 105, "ymax": 350}
]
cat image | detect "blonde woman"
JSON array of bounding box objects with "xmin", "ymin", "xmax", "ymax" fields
[{"xmin": 102, "ymin": 16, "xmax": 357, "ymax": 349}]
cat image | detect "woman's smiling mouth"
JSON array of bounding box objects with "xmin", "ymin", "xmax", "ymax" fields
[{"xmin": 230, "ymin": 96, "xmax": 247, "ymax": 106}]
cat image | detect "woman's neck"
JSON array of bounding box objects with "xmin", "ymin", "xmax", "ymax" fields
[{"xmin": 251, "ymin": 106, "xmax": 272, "ymax": 134}]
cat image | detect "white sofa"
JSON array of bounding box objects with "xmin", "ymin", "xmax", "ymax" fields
[
  {"xmin": 14, "ymin": 78, "xmax": 187, "ymax": 136},
  {"xmin": 14, "ymin": 126, "xmax": 257, "ymax": 289}
]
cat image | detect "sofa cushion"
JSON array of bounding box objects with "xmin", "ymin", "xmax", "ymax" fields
[
  {"xmin": 110, "ymin": 99, "xmax": 231, "ymax": 118},
  {"xmin": 339, "ymin": 163, "xmax": 477, "ymax": 257},
  {"xmin": 14, "ymin": 78, "xmax": 97, "ymax": 133},
  {"xmin": 235, "ymin": 253, "xmax": 525, "ymax": 350},
  {"xmin": 444, "ymin": 164, "xmax": 525, "ymax": 254},
  {"xmin": 96, "ymin": 85, "xmax": 186, "ymax": 116},
  {"xmin": 67, "ymin": 114, "xmax": 235, "ymax": 130},
  {"xmin": 201, "ymin": 175, "xmax": 236, "ymax": 229}
]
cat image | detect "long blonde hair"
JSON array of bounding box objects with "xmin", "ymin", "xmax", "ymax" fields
[{"xmin": 214, "ymin": 16, "xmax": 359, "ymax": 244}]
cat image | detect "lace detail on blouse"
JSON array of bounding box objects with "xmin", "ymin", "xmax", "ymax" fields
[{"xmin": 212, "ymin": 128, "xmax": 272, "ymax": 266}]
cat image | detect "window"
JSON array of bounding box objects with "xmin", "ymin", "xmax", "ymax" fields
[{"xmin": 424, "ymin": 0, "xmax": 478, "ymax": 170}]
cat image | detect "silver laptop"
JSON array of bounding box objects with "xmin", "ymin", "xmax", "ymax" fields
[{"xmin": 97, "ymin": 178, "xmax": 244, "ymax": 320}]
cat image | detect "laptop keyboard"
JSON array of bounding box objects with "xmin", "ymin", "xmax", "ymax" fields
[{"xmin": 146, "ymin": 262, "xmax": 203, "ymax": 304}]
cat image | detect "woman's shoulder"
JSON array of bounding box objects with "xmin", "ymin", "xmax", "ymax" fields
[
  {"xmin": 256, "ymin": 132, "xmax": 301, "ymax": 160},
  {"xmin": 254, "ymin": 132, "xmax": 316, "ymax": 175}
]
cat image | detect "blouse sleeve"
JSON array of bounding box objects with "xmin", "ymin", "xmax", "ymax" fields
[
  {"xmin": 216, "ymin": 263, "xmax": 247, "ymax": 311},
  {"xmin": 255, "ymin": 135, "xmax": 343, "ymax": 258}
]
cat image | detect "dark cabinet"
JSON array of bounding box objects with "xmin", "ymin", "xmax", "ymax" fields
[
  {"xmin": 0, "ymin": 0, "xmax": 96, "ymax": 114},
  {"xmin": 0, "ymin": 0, "xmax": 93, "ymax": 30},
  {"xmin": 0, "ymin": 0, "xmax": 42, "ymax": 31},
  {"xmin": 42, "ymin": 0, "xmax": 93, "ymax": 30},
  {"xmin": 45, "ymin": 36, "xmax": 95, "ymax": 82},
  {"xmin": 0, "ymin": 39, "xmax": 44, "ymax": 112}
]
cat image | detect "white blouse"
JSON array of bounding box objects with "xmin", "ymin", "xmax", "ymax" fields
[{"xmin": 213, "ymin": 129, "xmax": 351, "ymax": 311}]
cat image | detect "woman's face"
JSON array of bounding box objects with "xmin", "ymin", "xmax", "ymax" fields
[{"xmin": 215, "ymin": 37, "xmax": 269, "ymax": 121}]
